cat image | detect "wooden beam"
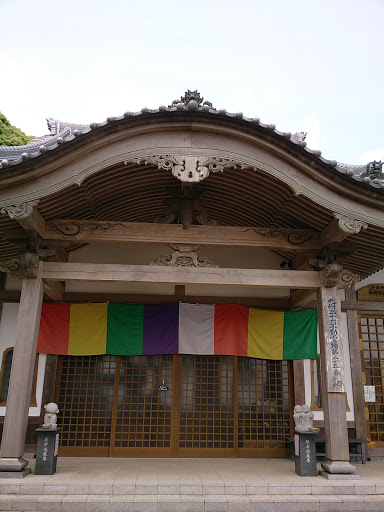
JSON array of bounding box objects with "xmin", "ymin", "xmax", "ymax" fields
[
  {"xmin": 48, "ymin": 245, "xmax": 68, "ymax": 263},
  {"xmin": 62, "ymin": 292, "xmax": 291, "ymax": 308},
  {"xmin": 290, "ymin": 251, "xmax": 318, "ymax": 271},
  {"xmin": 320, "ymin": 218, "xmax": 349, "ymax": 248},
  {"xmin": 4, "ymin": 285, "xmax": 384, "ymax": 312},
  {"xmin": 42, "ymin": 262, "xmax": 320, "ymax": 289},
  {"xmin": 0, "ymin": 289, "xmax": 294, "ymax": 308},
  {"xmin": 43, "ymin": 280, "xmax": 64, "ymax": 301},
  {"xmin": 291, "ymin": 288, "xmax": 317, "ymax": 308},
  {"xmin": 320, "ymin": 216, "xmax": 367, "ymax": 250},
  {"xmin": 174, "ymin": 285, "xmax": 185, "ymax": 298},
  {"xmin": 0, "ymin": 284, "xmax": 64, "ymax": 302},
  {"xmin": 293, "ymin": 360, "xmax": 306, "ymax": 405},
  {"xmin": 44, "ymin": 219, "xmax": 321, "ymax": 250},
  {"xmin": 341, "ymin": 301, "xmax": 384, "ymax": 312},
  {"xmin": 16, "ymin": 208, "xmax": 45, "ymax": 238}
]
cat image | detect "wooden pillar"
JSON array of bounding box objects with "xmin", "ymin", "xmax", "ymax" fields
[
  {"xmin": 0, "ymin": 262, "xmax": 44, "ymax": 475},
  {"xmin": 293, "ymin": 360, "xmax": 306, "ymax": 406},
  {"xmin": 317, "ymin": 268, "xmax": 357, "ymax": 477},
  {"xmin": 345, "ymin": 287, "xmax": 367, "ymax": 440}
]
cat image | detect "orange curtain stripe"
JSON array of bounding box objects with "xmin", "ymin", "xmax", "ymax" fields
[
  {"xmin": 37, "ymin": 303, "xmax": 70, "ymax": 355},
  {"xmin": 214, "ymin": 304, "xmax": 249, "ymax": 356}
]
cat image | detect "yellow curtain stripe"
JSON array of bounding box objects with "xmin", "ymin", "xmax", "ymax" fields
[
  {"xmin": 247, "ymin": 309, "xmax": 284, "ymax": 360},
  {"xmin": 68, "ymin": 303, "xmax": 108, "ymax": 355}
]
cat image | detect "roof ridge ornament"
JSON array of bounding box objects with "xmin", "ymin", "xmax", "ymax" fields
[
  {"xmin": 170, "ymin": 90, "xmax": 214, "ymax": 110},
  {"xmin": 366, "ymin": 160, "xmax": 383, "ymax": 180}
]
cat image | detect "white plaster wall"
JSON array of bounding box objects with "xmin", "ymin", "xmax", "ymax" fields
[
  {"xmin": 67, "ymin": 243, "xmax": 290, "ymax": 298},
  {"xmin": 5, "ymin": 275, "xmax": 22, "ymax": 291},
  {"xmin": 0, "ymin": 303, "xmax": 46, "ymax": 417},
  {"xmin": 68, "ymin": 243, "xmax": 284, "ymax": 268}
]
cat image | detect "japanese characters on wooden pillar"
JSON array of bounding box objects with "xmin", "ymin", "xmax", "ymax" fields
[
  {"xmin": 321, "ymin": 291, "xmax": 345, "ymax": 393},
  {"xmin": 318, "ymin": 263, "xmax": 358, "ymax": 478}
]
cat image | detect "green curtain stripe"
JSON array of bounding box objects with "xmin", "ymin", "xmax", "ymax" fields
[
  {"xmin": 106, "ymin": 303, "xmax": 144, "ymax": 355},
  {"xmin": 282, "ymin": 309, "xmax": 318, "ymax": 360}
]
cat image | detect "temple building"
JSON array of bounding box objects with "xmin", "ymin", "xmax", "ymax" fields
[{"xmin": 0, "ymin": 91, "xmax": 383, "ymax": 477}]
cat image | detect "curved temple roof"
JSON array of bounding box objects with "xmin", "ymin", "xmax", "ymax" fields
[{"xmin": 0, "ymin": 90, "xmax": 383, "ymax": 190}]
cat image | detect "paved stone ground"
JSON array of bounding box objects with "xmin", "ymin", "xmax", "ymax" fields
[{"xmin": 1, "ymin": 458, "xmax": 384, "ymax": 511}]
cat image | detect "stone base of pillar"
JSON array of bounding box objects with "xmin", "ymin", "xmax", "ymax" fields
[
  {"xmin": 319, "ymin": 460, "xmax": 360, "ymax": 480},
  {"xmin": 0, "ymin": 468, "xmax": 31, "ymax": 478},
  {"xmin": 0, "ymin": 456, "xmax": 29, "ymax": 472}
]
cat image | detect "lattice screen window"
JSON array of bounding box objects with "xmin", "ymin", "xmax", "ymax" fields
[
  {"xmin": 237, "ymin": 358, "xmax": 291, "ymax": 449},
  {"xmin": 361, "ymin": 316, "xmax": 384, "ymax": 443}
]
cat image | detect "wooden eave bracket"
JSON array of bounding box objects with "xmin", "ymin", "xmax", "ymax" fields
[
  {"xmin": 0, "ymin": 201, "xmax": 45, "ymax": 238},
  {"xmin": 320, "ymin": 213, "xmax": 368, "ymax": 249}
]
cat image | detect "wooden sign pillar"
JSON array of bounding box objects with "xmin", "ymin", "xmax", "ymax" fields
[
  {"xmin": 317, "ymin": 266, "xmax": 358, "ymax": 478},
  {"xmin": 0, "ymin": 260, "xmax": 44, "ymax": 477}
]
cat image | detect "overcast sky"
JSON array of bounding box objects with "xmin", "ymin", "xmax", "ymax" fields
[{"xmin": 1, "ymin": 0, "xmax": 383, "ymax": 165}]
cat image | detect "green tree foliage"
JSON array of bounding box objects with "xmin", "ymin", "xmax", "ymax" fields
[{"xmin": 0, "ymin": 112, "xmax": 34, "ymax": 146}]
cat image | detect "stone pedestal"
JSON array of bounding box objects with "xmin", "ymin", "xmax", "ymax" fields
[
  {"xmin": 0, "ymin": 457, "xmax": 31, "ymax": 478},
  {"xmin": 319, "ymin": 460, "xmax": 360, "ymax": 480},
  {"xmin": 35, "ymin": 428, "xmax": 61, "ymax": 475},
  {"xmin": 294, "ymin": 431, "xmax": 318, "ymax": 477}
]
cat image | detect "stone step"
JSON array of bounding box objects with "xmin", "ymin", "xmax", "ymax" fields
[
  {"xmin": 1, "ymin": 494, "xmax": 384, "ymax": 512},
  {"xmin": 1, "ymin": 481, "xmax": 383, "ymax": 496}
]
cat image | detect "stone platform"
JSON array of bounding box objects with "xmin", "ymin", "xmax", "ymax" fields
[{"xmin": 1, "ymin": 457, "xmax": 384, "ymax": 511}]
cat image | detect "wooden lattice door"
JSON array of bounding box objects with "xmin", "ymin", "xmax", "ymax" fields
[
  {"xmin": 111, "ymin": 355, "xmax": 174, "ymax": 457},
  {"xmin": 55, "ymin": 354, "xmax": 293, "ymax": 457},
  {"xmin": 360, "ymin": 315, "xmax": 384, "ymax": 447},
  {"xmin": 178, "ymin": 355, "xmax": 235, "ymax": 457},
  {"xmin": 55, "ymin": 355, "xmax": 116, "ymax": 456},
  {"xmin": 237, "ymin": 357, "xmax": 293, "ymax": 458}
]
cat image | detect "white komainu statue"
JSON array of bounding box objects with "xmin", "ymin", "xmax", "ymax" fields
[
  {"xmin": 293, "ymin": 404, "xmax": 316, "ymax": 432},
  {"xmin": 42, "ymin": 402, "xmax": 59, "ymax": 429}
]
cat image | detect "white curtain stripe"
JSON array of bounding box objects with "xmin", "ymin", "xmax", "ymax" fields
[{"xmin": 179, "ymin": 303, "xmax": 215, "ymax": 355}]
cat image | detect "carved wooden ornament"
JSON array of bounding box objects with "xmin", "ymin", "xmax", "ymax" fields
[{"xmin": 0, "ymin": 252, "xmax": 39, "ymax": 278}]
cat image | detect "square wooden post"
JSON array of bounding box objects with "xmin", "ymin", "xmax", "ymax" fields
[
  {"xmin": 0, "ymin": 262, "xmax": 44, "ymax": 476},
  {"xmin": 345, "ymin": 287, "xmax": 367, "ymax": 441},
  {"xmin": 317, "ymin": 269, "xmax": 358, "ymax": 478}
]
